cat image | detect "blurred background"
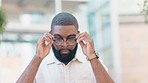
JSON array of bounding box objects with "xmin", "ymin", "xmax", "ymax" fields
[{"xmin": 0, "ymin": 0, "xmax": 148, "ymax": 83}]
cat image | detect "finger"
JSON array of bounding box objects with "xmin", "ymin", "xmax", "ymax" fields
[
  {"xmin": 38, "ymin": 36, "xmax": 45, "ymax": 44},
  {"xmin": 77, "ymin": 36, "xmax": 88, "ymax": 44},
  {"xmin": 40, "ymin": 36, "xmax": 51, "ymax": 46},
  {"xmin": 78, "ymin": 33, "xmax": 93, "ymax": 43},
  {"xmin": 47, "ymin": 33, "xmax": 53, "ymax": 38},
  {"xmin": 77, "ymin": 34, "xmax": 88, "ymax": 42},
  {"xmin": 77, "ymin": 32, "xmax": 89, "ymax": 42},
  {"xmin": 37, "ymin": 33, "xmax": 53, "ymax": 47},
  {"xmin": 77, "ymin": 32, "xmax": 89, "ymax": 39},
  {"xmin": 44, "ymin": 33, "xmax": 52, "ymax": 39},
  {"xmin": 43, "ymin": 33, "xmax": 53, "ymax": 43},
  {"xmin": 78, "ymin": 40, "xmax": 85, "ymax": 48},
  {"xmin": 44, "ymin": 36, "xmax": 51, "ymax": 42},
  {"xmin": 44, "ymin": 37, "xmax": 53, "ymax": 45},
  {"xmin": 47, "ymin": 41, "xmax": 53, "ymax": 47}
]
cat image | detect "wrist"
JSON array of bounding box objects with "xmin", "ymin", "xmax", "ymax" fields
[
  {"xmin": 87, "ymin": 51, "xmax": 99, "ymax": 61},
  {"xmin": 35, "ymin": 53, "xmax": 44, "ymax": 60}
]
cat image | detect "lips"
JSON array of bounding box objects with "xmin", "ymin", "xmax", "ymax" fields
[{"xmin": 60, "ymin": 49, "xmax": 70, "ymax": 55}]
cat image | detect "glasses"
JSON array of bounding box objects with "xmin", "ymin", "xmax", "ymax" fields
[{"xmin": 53, "ymin": 34, "xmax": 77, "ymax": 45}]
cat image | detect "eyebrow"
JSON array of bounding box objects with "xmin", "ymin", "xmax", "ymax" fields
[
  {"xmin": 53, "ymin": 34, "xmax": 62, "ymax": 38},
  {"xmin": 53, "ymin": 34, "xmax": 76, "ymax": 38}
]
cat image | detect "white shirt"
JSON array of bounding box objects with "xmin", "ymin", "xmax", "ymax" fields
[{"xmin": 35, "ymin": 50, "xmax": 107, "ymax": 83}]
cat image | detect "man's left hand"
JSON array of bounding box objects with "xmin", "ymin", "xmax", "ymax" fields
[{"xmin": 77, "ymin": 32, "xmax": 96, "ymax": 59}]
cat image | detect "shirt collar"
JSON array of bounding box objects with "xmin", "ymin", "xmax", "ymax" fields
[{"xmin": 73, "ymin": 52, "xmax": 85, "ymax": 63}]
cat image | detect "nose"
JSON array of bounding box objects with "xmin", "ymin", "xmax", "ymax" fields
[{"xmin": 62, "ymin": 39, "xmax": 68, "ymax": 47}]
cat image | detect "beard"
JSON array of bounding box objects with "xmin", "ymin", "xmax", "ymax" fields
[{"xmin": 52, "ymin": 44, "xmax": 78, "ymax": 63}]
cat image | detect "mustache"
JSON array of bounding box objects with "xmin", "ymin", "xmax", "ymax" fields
[{"xmin": 59, "ymin": 49, "xmax": 71, "ymax": 51}]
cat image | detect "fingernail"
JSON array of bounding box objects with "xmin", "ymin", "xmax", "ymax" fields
[
  {"xmin": 45, "ymin": 41, "xmax": 48, "ymax": 45},
  {"xmin": 76, "ymin": 39, "xmax": 79, "ymax": 43}
]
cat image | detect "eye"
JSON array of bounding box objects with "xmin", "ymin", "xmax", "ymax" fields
[
  {"xmin": 68, "ymin": 38, "xmax": 75, "ymax": 40},
  {"xmin": 68, "ymin": 35, "xmax": 76, "ymax": 39},
  {"xmin": 53, "ymin": 37, "xmax": 63, "ymax": 41},
  {"xmin": 67, "ymin": 38, "xmax": 77, "ymax": 42}
]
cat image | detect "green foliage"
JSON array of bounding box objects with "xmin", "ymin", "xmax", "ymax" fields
[
  {"xmin": 141, "ymin": 0, "xmax": 148, "ymax": 14},
  {"xmin": 141, "ymin": 0, "xmax": 148, "ymax": 23},
  {"xmin": 0, "ymin": 7, "xmax": 7, "ymax": 33}
]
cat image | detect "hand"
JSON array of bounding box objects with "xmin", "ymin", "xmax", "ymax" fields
[
  {"xmin": 77, "ymin": 32, "xmax": 95, "ymax": 58},
  {"xmin": 36, "ymin": 32, "xmax": 53, "ymax": 59}
]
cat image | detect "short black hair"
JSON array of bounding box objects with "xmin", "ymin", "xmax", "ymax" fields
[{"xmin": 51, "ymin": 12, "xmax": 78, "ymax": 29}]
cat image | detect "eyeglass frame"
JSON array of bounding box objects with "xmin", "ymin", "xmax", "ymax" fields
[{"xmin": 52, "ymin": 34, "xmax": 78, "ymax": 45}]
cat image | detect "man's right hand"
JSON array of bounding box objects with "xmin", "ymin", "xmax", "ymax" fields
[
  {"xmin": 35, "ymin": 32, "xmax": 53, "ymax": 59},
  {"xmin": 16, "ymin": 33, "xmax": 53, "ymax": 83}
]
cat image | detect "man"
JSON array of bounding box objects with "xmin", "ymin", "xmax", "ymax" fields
[{"xmin": 16, "ymin": 12, "xmax": 114, "ymax": 83}]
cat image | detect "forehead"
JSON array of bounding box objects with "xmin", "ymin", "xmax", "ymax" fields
[{"xmin": 51, "ymin": 25, "xmax": 77, "ymax": 37}]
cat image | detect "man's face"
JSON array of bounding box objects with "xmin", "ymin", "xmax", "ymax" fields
[{"xmin": 51, "ymin": 25, "xmax": 79, "ymax": 62}]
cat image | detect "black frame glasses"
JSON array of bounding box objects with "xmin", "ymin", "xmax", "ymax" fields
[{"xmin": 52, "ymin": 34, "xmax": 77, "ymax": 45}]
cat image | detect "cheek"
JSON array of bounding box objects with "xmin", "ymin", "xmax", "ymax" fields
[
  {"xmin": 53, "ymin": 44, "xmax": 59, "ymax": 50},
  {"xmin": 71, "ymin": 44, "xmax": 77, "ymax": 49}
]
